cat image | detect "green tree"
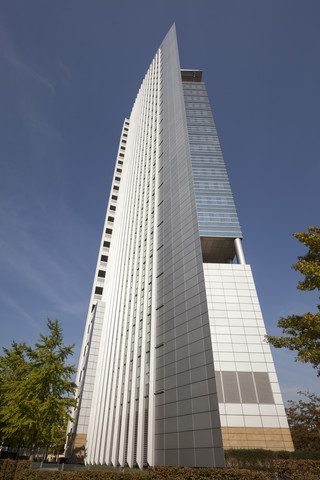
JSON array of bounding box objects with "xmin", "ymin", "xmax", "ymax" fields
[
  {"xmin": 0, "ymin": 319, "xmax": 77, "ymax": 459},
  {"xmin": 266, "ymin": 227, "xmax": 320, "ymax": 375},
  {"xmin": 0, "ymin": 342, "xmax": 30, "ymax": 457},
  {"xmin": 286, "ymin": 391, "xmax": 320, "ymax": 450}
]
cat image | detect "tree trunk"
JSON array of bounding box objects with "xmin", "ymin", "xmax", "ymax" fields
[
  {"xmin": 44, "ymin": 445, "xmax": 48, "ymax": 462},
  {"xmin": 29, "ymin": 434, "xmax": 37, "ymax": 461},
  {"xmin": 15, "ymin": 445, "xmax": 21, "ymax": 460}
]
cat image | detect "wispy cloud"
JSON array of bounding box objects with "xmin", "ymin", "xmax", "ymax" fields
[
  {"xmin": 0, "ymin": 18, "xmax": 55, "ymax": 94},
  {"xmin": 0, "ymin": 197, "xmax": 94, "ymax": 328},
  {"xmin": 4, "ymin": 52, "xmax": 55, "ymax": 93},
  {"xmin": 0, "ymin": 290, "xmax": 41, "ymax": 333}
]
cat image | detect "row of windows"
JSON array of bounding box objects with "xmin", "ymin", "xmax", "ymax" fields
[
  {"xmin": 190, "ymin": 153, "xmax": 224, "ymax": 161},
  {"xmin": 196, "ymin": 196, "xmax": 235, "ymax": 206},
  {"xmin": 184, "ymin": 95, "xmax": 209, "ymax": 102},
  {"xmin": 198, "ymin": 219, "xmax": 240, "ymax": 227},
  {"xmin": 183, "ymin": 90, "xmax": 207, "ymax": 97},
  {"xmin": 192, "ymin": 164, "xmax": 226, "ymax": 171},
  {"xmin": 199, "ymin": 227, "xmax": 242, "ymax": 237},
  {"xmin": 185, "ymin": 103, "xmax": 211, "ymax": 110},
  {"xmin": 192, "ymin": 169, "xmax": 229, "ymax": 177},
  {"xmin": 193, "ymin": 174, "xmax": 228, "ymax": 180},
  {"xmin": 94, "ymin": 108, "xmax": 128, "ymax": 292},
  {"xmin": 194, "ymin": 183, "xmax": 232, "ymax": 192},
  {"xmin": 94, "ymin": 138, "xmax": 125, "ymax": 298},
  {"xmin": 192, "ymin": 167, "xmax": 227, "ymax": 174},
  {"xmin": 186, "ymin": 117, "xmax": 215, "ymax": 125},
  {"xmin": 187, "ymin": 125, "xmax": 216, "ymax": 133},
  {"xmin": 198, "ymin": 211, "xmax": 239, "ymax": 219},
  {"xmin": 182, "ymin": 83, "xmax": 206, "ymax": 91},
  {"xmin": 190, "ymin": 145, "xmax": 222, "ymax": 153},
  {"xmin": 186, "ymin": 110, "xmax": 213, "ymax": 117},
  {"xmin": 188, "ymin": 135, "xmax": 219, "ymax": 143}
]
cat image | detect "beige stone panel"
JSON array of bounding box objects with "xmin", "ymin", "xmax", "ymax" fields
[
  {"xmin": 221, "ymin": 427, "xmax": 294, "ymax": 451},
  {"xmin": 67, "ymin": 433, "xmax": 86, "ymax": 462}
]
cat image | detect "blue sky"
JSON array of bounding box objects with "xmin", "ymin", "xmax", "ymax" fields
[{"xmin": 0, "ymin": 0, "xmax": 319, "ymax": 404}]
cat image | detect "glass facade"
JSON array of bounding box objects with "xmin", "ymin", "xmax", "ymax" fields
[{"xmin": 183, "ymin": 82, "xmax": 242, "ymax": 238}]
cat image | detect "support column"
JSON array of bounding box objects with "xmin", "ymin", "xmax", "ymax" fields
[{"xmin": 234, "ymin": 238, "xmax": 246, "ymax": 265}]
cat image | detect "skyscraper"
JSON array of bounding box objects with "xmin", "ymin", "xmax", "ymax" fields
[{"xmin": 66, "ymin": 25, "xmax": 293, "ymax": 468}]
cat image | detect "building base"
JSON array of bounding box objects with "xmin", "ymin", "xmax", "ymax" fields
[
  {"xmin": 65, "ymin": 433, "xmax": 86, "ymax": 463},
  {"xmin": 221, "ymin": 427, "xmax": 294, "ymax": 451}
]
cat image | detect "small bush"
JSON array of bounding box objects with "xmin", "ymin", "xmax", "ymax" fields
[
  {"xmin": 289, "ymin": 450, "xmax": 320, "ymax": 460},
  {"xmin": 273, "ymin": 459, "xmax": 320, "ymax": 480},
  {"xmin": 0, "ymin": 459, "xmax": 18, "ymax": 480},
  {"xmin": 11, "ymin": 460, "xmax": 30, "ymax": 480},
  {"xmin": 147, "ymin": 466, "xmax": 271, "ymax": 480},
  {"xmin": 224, "ymin": 449, "xmax": 320, "ymax": 471}
]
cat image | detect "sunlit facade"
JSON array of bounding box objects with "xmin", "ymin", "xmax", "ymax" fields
[{"xmin": 66, "ymin": 25, "xmax": 293, "ymax": 468}]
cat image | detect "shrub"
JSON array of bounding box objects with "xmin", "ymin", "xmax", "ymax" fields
[
  {"xmin": 224, "ymin": 448, "xmax": 320, "ymax": 471},
  {"xmin": 11, "ymin": 460, "xmax": 30, "ymax": 480},
  {"xmin": 224, "ymin": 450, "xmax": 275, "ymax": 471},
  {"xmin": 289, "ymin": 450, "xmax": 320, "ymax": 460},
  {"xmin": 0, "ymin": 459, "xmax": 18, "ymax": 480},
  {"xmin": 7, "ymin": 459, "xmax": 320, "ymax": 480},
  {"xmin": 147, "ymin": 466, "xmax": 271, "ymax": 480},
  {"xmin": 273, "ymin": 459, "xmax": 320, "ymax": 480}
]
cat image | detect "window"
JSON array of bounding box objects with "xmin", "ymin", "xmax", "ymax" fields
[
  {"xmin": 111, "ymin": 195, "xmax": 118, "ymax": 200},
  {"xmin": 100, "ymin": 255, "xmax": 108, "ymax": 262},
  {"xmin": 95, "ymin": 286, "xmax": 103, "ymax": 295},
  {"xmin": 115, "ymin": 176, "xmax": 120, "ymax": 181},
  {"xmin": 105, "ymin": 228, "xmax": 112, "ymax": 234},
  {"xmin": 113, "ymin": 186, "xmax": 119, "ymax": 191},
  {"xmin": 108, "ymin": 216, "xmax": 114, "ymax": 222},
  {"xmin": 98, "ymin": 270, "xmax": 106, "ymax": 278},
  {"xmin": 103, "ymin": 241, "xmax": 110, "ymax": 248},
  {"xmin": 119, "ymin": 153, "xmax": 124, "ymax": 157},
  {"xmin": 121, "ymin": 146, "xmax": 125, "ymax": 151},
  {"xmin": 116, "ymin": 168, "xmax": 122, "ymax": 173},
  {"xmin": 118, "ymin": 160, "xmax": 123, "ymax": 165},
  {"xmin": 110, "ymin": 205, "xmax": 116, "ymax": 211}
]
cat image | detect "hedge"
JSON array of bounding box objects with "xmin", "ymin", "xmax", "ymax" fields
[
  {"xmin": 0, "ymin": 459, "xmax": 19, "ymax": 480},
  {"xmin": 147, "ymin": 466, "xmax": 270, "ymax": 479},
  {"xmin": 2, "ymin": 459, "xmax": 320, "ymax": 480},
  {"xmin": 224, "ymin": 449, "xmax": 320, "ymax": 471},
  {"xmin": 273, "ymin": 459, "xmax": 320, "ymax": 480}
]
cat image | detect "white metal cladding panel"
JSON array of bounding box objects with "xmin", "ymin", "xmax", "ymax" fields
[
  {"xmin": 154, "ymin": 25, "xmax": 224, "ymax": 468},
  {"xmin": 68, "ymin": 121, "xmax": 129, "ymax": 444},
  {"xmin": 76, "ymin": 302, "xmax": 105, "ymax": 435},
  {"xmin": 85, "ymin": 49, "xmax": 161, "ymax": 468},
  {"xmin": 203, "ymin": 263, "xmax": 289, "ymax": 430}
]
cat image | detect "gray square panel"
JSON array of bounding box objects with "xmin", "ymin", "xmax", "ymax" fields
[
  {"xmin": 195, "ymin": 448, "xmax": 215, "ymax": 468},
  {"xmin": 179, "ymin": 449, "xmax": 196, "ymax": 467},
  {"xmin": 194, "ymin": 429, "xmax": 213, "ymax": 448},
  {"xmin": 178, "ymin": 431, "xmax": 194, "ymax": 449}
]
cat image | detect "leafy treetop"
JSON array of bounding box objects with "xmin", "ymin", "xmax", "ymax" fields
[
  {"xmin": 0, "ymin": 318, "xmax": 77, "ymax": 458},
  {"xmin": 266, "ymin": 227, "xmax": 320, "ymax": 376}
]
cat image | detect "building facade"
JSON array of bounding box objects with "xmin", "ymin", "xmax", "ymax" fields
[{"xmin": 66, "ymin": 25, "xmax": 293, "ymax": 468}]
